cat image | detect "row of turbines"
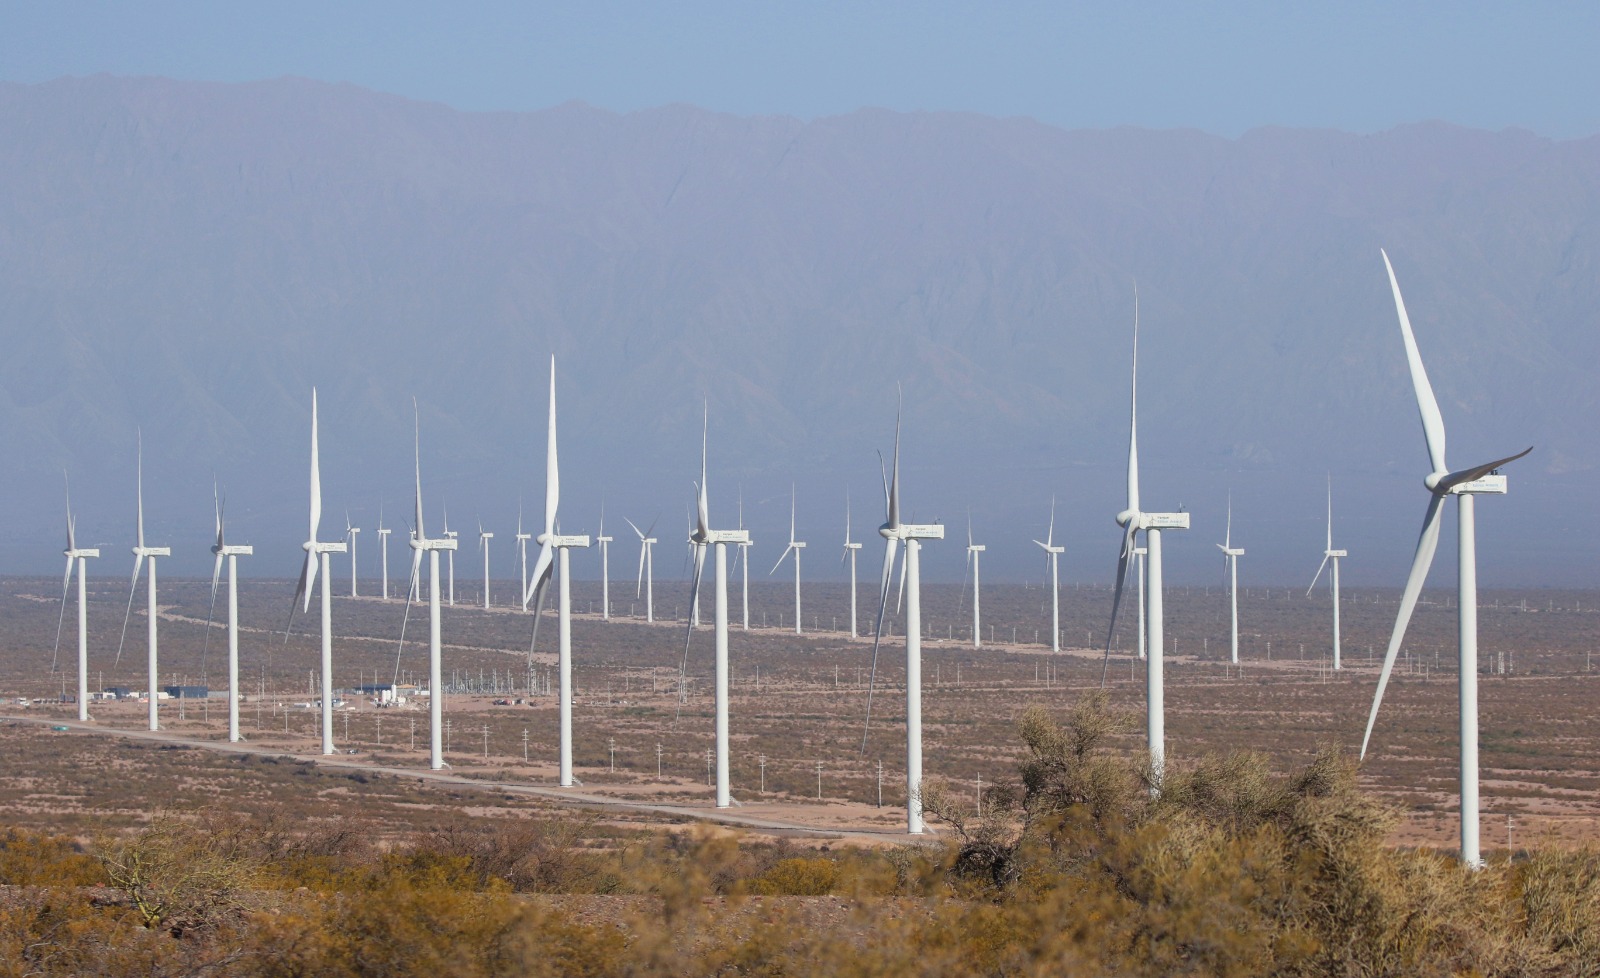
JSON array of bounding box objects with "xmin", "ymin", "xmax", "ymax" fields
[{"xmin": 51, "ymin": 252, "xmax": 1525, "ymax": 865}]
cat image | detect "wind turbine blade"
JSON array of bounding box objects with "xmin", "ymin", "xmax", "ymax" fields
[
  {"xmin": 1382, "ymin": 250, "xmax": 1451, "ymax": 474},
  {"xmin": 297, "ymin": 550, "xmax": 317, "ymax": 615},
  {"xmin": 1307, "ymin": 554, "xmax": 1331, "ymax": 597},
  {"xmin": 860, "ymin": 536, "xmax": 900, "ymax": 753},
  {"xmin": 1326, "ymin": 476, "xmax": 1334, "ymax": 551},
  {"xmin": 52, "ymin": 556, "xmax": 73, "ymax": 672},
  {"xmin": 309, "ymin": 389, "xmax": 322, "ymax": 545},
  {"xmin": 526, "ymin": 555, "xmax": 554, "ymax": 666},
  {"xmin": 845, "ymin": 493, "xmax": 851, "ymax": 545},
  {"xmin": 768, "ymin": 545, "xmax": 793, "ymax": 576},
  {"xmin": 788, "ymin": 486, "xmax": 797, "ymax": 544},
  {"xmin": 544, "ymin": 356, "xmax": 559, "ymax": 537},
  {"xmin": 1225, "ymin": 492, "xmax": 1232, "ymax": 550},
  {"xmin": 114, "ymin": 553, "xmax": 144, "ymax": 666},
  {"xmin": 674, "ymin": 539, "xmax": 707, "ymax": 721},
  {"xmin": 888, "ymin": 390, "xmax": 901, "ymax": 528},
  {"xmin": 135, "ymin": 430, "xmax": 145, "ymax": 550},
  {"xmin": 1360, "ymin": 492, "xmax": 1447, "ymax": 761},
  {"xmin": 1047, "ymin": 495, "xmax": 1056, "ymax": 548},
  {"xmin": 1099, "ymin": 523, "xmax": 1138, "ymax": 686},
  {"xmin": 64, "ymin": 471, "xmax": 75, "ymax": 552},
  {"xmin": 1127, "ymin": 287, "xmax": 1141, "ymax": 515},
  {"xmin": 391, "ymin": 572, "xmax": 417, "ymax": 686},
  {"xmin": 201, "ymin": 552, "xmax": 222, "ymax": 673},
  {"xmin": 526, "ymin": 544, "xmax": 554, "ymax": 612},
  {"xmin": 1437, "ymin": 447, "xmax": 1534, "ymax": 493},
  {"xmin": 635, "ymin": 538, "xmax": 647, "ymax": 597},
  {"xmin": 625, "ymin": 516, "xmax": 645, "ymax": 541},
  {"xmin": 698, "ymin": 405, "xmax": 710, "ymax": 536},
  {"xmin": 214, "ymin": 479, "xmax": 224, "ymax": 550},
  {"xmin": 895, "ymin": 545, "xmax": 907, "ymax": 615},
  {"xmin": 958, "ymin": 545, "xmax": 971, "ymax": 615},
  {"xmin": 413, "ymin": 399, "xmax": 426, "ymax": 540}
]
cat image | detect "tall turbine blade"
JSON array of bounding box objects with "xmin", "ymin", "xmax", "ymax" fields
[
  {"xmin": 888, "ymin": 392, "xmax": 901, "ymax": 528},
  {"xmin": 1382, "ymin": 250, "xmax": 1448, "ymax": 475},
  {"xmin": 135, "ymin": 430, "xmax": 146, "ymax": 550},
  {"xmin": 859, "ymin": 534, "xmax": 899, "ymax": 753},
  {"xmin": 1307, "ymin": 554, "xmax": 1331, "ymax": 597},
  {"xmin": 1127, "ymin": 286, "xmax": 1141, "ymax": 516},
  {"xmin": 115, "ymin": 551, "xmax": 144, "ymax": 666},
  {"xmin": 1359, "ymin": 493, "xmax": 1447, "ymax": 760},
  {"xmin": 1326, "ymin": 476, "xmax": 1334, "ymax": 551},
  {"xmin": 543, "ymin": 356, "xmax": 559, "ymax": 538},
  {"xmin": 202, "ymin": 483, "xmax": 224, "ymax": 669},
  {"xmin": 309, "ymin": 389, "xmax": 322, "ymax": 545},
  {"xmin": 1438, "ymin": 448, "xmax": 1533, "ymax": 493},
  {"xmin": 53, "ymin": 553, "xmax": 73, "ymax": 672},
  {"xmin": 1225, "ymin": 492, "xmax": 1232, "ymax": 550},
  {"xmin": 392, "ymin": 533, "xmax": 421, "ymax": 685},
  {"xmin": 1099, "ymin": 524, "xmax": 1138, "ymax": 686},
  {"xmin": 675, "ymin": 520, "xmax": 707, "ymax": 721},
  {"xmin": 768, "ymin": 544, "xmax": 794, "ymax": 576},
  {"xmin": 413, "ymin": 399, "xmax": 426, "ymax": 540}
]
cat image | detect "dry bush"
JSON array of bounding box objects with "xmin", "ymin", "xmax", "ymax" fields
[
  {"xmin": 0, "ymin": 828, "xmax": 105, "ymax": 887},
  {"xmin": 94, "ymin": 810, "xmax": 263, "ymax": 936}
]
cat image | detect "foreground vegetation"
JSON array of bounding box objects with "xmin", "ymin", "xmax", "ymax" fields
[{"xmin": 3, "ymin": 693, "xmax": 1598, "ymax": 977}]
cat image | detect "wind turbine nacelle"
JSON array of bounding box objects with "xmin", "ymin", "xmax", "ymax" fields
[
  {"xmin": 1453, "ymin": 473, "xmax": 1508, "ymax": 495},
  {"xmin": 67, "ymin": 548, "xmax": 101, "ymax": 559},
  {"xmin": 550, "ymin": 534, "xmax": 592, "ymax": 548},
  {"xmin": 969, "ymin": 544, "xmax": 986, "ymax": 552},
  {"xmin": 308, "ymin": 541, "xmax": 348, "ymax": 555},
  {"xmin": 900, "ymin": 523, "xmax": 945, "ymax": 540},
  {"xmin": 706, "ymin": 529, "xmax": 750, "ymax": 545},
  {"xmin": 597, "ymin": 535, "xmax": 613, "ymax": 543},
  {"xmin": 843, "ymin": 542, "xmax": 862, "ymax": 550},
  {"xmin": 1326, "ymin": 549, "xmax": 1348, "ymax": 558},
  {"xmin": 790, "ymin": 541, "xmax": 808, "ymax": 548},
  {"xmin": 134, "ymin": 546, "xmax": 173, "ymax": 557},
  {"xmin": 1140, "ymin": 513, "xmax": 1190, "ymax": 530},
  {"xmin": 1222, "ymin": 547, "xmax": 1245, "ymax": 557},
  {"xmin": 216, "ymin": 545, "xmax": 254, "ymax": 556}
]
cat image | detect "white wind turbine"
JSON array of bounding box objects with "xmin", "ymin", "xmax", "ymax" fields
[
  {"xmin": 443, "ymin": 506, "xmax": 458, "ymax": 606},
  {"xmin": 1360, "ymin": 250, "xmax": 1532, "ymax": 868},
  {"xmin": 54, "ymin": 474, "xmax": 99, "ymax": 723},
  {"xmin": 524, "ymin": 356, "xmax": 591, "ymax": 788},
  {"xmin": 206, "ymin": 484, "xmax": 252, "ymax": 742},
  {"xmin": 1101, "ymin": 288, "xmax": 1189, "ymax": 786},
  {"xmin": 597, "ymin": 505, "xmax": 613, "ymax": 620},
  {"xmin": 478, "ymin": 521, "xmax": 494, "ymax": 609},
  {"xmin": 626, "ymin": 516, "xmax": 657, "ymax": 623},
  {"xmin": 1307, "ymin": 478, "xmax": 1347, "ymax": 670},
  {"xmin": 400, "ymin": 401, "xmax": 458, "ymax": 770},
  {"xmin": 344, "ymin": 515, "xmax": 360, "ymax": 597},
  {"xmin": 1217, "ymin": 494, "xmax": 1244, "ymax": 665},
  {"xmin": 287, "ymin": 389, "xmax": 349, "ymax": 756},
  {"xmin": 115, "ymin": 431, "xmax": 171, "ymax": 732},
  {"xmin": 377, "ymin": 504, "xmax": 392, "ymax": 600},
  {"xmin": 842, "ymin": 495, "xmax": 862, "ymax": 639},
  {"xmin": 860, "ymin": 392, "xmax": 943, "ymax": 834},
  {"xmin": 675, "ymin": 405, "xmax": 749, "ymax": 808},
  {"xmin": 1033, "ymin": 498, "xmax": 1064, "ymax": 652},
  {"xmin": 515, "ymin": 502, "xmax": 532, "ymax": 611},
  {"xmin": 769, "ymin": 487, "xmax": 806, "ymax": 634},
  {"xmin": 961, "ymin": 512, "xmax": 984, "ymax": 649}
]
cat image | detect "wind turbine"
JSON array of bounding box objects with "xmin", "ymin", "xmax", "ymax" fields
[
  {"xmin": 842, "ymin": 495, "xmax": 862, "ymax": 638},
  {"xmin": 769, "ymin": 487, "xmax": 806, "ymax": 634},
  {"xmin": 288, "ymin": 389, "xmax": 349, "ymax": 756},
  {"xmin": 115, "ymin": 431, "xmax": 171, "ymax": 732},
  {"xmin": 1217, "ymin": 494, "xmax": 1244, "ymax": 665},
  {"xmin": 344, "ymin": 515, "xmax": 360, "ymax": 598},
  {"xmin": 377, "ymin": 504, "xmax": 392, "ymax": 600},
  {"xmin": 1307, "ymin": 477, "xmax": 1347, "ymax": 670},
  {"xmin": 1101, "ymin": 288, "xmax": 1189, "ymax": 786},
  {"xmin": 626, "ymin": 516, "xmax": 657, "ymax": 623},
  {"xmin": 1033, "ymin": 498, "xmax": 1064, "ymax": 652},
  {"xmin": 963, "ymin": 513, "xmax": 985, "ymax": 649},
  {"xmin": 597, "ymin": 505, "xmax": 613, "ymax": 620},
  {"xmin": 676, "ymin": 405, "xmax": 748, "ymax": 808},
  {"xmin": 55, "ymin": 474, "xmax": 99, "ymax": 723},
  {"xmin": 860, "ymin": 392, "xmax": 943, "ymax": 834},
  {"xmin": 1360, "ymin": 250, "xmax": 1532, "ymax": 869},
  {"xmin": 515, "ymin": 502, "xmax": 532, "ymax": 611},
  {"xmin": 442, "ymin": 506, "xmax": 458, "ymax": 606},
  {"xmin": 736, "ymin": 490, "xmax": 753, "ymax": 631},
  {"xmin": 524, "ymin": 356, "xmax": 591, "ymax": 788},
  {"xmin": 478, "ymin": 521, "xmax": 494, "ymax": 609},
  {"xmin": 403, "ymin": 401, "xmax": 457, "ymax": 770},
  {"xmin": 208, "ymin": 484, "xmax": 252, "ymax": 742}
]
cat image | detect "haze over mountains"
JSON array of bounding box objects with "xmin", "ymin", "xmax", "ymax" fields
[{"xmin": 0, "ymin": 75, "xmax": 1594, "ymax": 587}]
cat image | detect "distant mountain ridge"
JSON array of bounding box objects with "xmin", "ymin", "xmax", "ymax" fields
[{"xmin": 0, "ymin": 76, "xmax": 1593, "ymax": 585}]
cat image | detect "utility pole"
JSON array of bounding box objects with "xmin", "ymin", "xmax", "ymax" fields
[
  {"xmin": 759, "ymin": 753, "xmax": 767, "ymax": 793},
  {"xmin": 657, "ymin": 742, "xmax": 664, "ymax": 780}
]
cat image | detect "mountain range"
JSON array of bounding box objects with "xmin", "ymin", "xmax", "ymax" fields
[{"xmin": 1, "ymin": 75, "xmax": 1594, "ymax": 586}]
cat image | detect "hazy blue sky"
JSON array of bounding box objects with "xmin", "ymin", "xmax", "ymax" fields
[{"xmin": 5, "ymin": 1, "xmax": 1597, "ymax": 136}]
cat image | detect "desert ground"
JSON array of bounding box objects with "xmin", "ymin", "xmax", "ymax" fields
[{"xmin": 2, "ymin": 574, "xmax": 1596, "ymax": 854}]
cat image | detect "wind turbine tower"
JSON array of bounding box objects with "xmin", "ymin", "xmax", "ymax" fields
[
  {"xmin": 210, "ymin": 486, "xmax": 253, "ymax": 742},
  {"xmin": 770, "ymin": 488, "xmax": 806, "ymax": 634},
  {"xmin": 443, "ymin": 507, "xmax": 458, "ymax": 606},
  {"xmin": 525, "ymin": 357, "xmax": 591, "ymax": 788},
  {"xmin": 478, "ymin": 523, "xmax": 494, "ymax": 608},
  {"xmin": 1102, "ymin": 289, "xmax": 1189, "ymax": 786},
  {"xmin": 1218, "ymin": 495, "xmax": 1244, "ymax": 665},
  {"xmin": 1033, "ymin": 498, "xmax": 1064, "ymax": 652},
  {"xmin": 678, "ymin": 406, "xmax": 749, "ymax": 808},
  {"xmin": 406, "ymin": 403, "xmax": 458, "ymax": 771},
  {"xmin": 57, "ymin": 475, "xmax": 99, "ymax": 722},
  {"xmin": 842, "ymin": 496, "xmax": 862, "ymax": 638},
  {"xmin": 597, "ymin": 508, "xmax": 613, "ymax": 620},
  {"xmin": 515, "ymin": 505, "xmax": 532, "ymax": 611},
  {"xmin": 377, "ymin": 506, "xmax": 392, "ymax": 600},
  {"xmin": 345, "ymin": 517, "xmax": 360, "ymax": 597},
  {"xmin": 737, "ymin": 492, "xmax": 754, "ymax": 631},
  {"xmin": 116, "ymin": 432, "xmax": 171, "ymax": 733},
  {"xmin": 1307, "ymin": 478, "xmax": 1347, "ymax": 670},
  {"xmin": 861, "ymin": 395, "xmax": 942, "ymax": 835},
  {"xmin": 1361, "ymin": 250, "xmax": 1531, "ymax": 869},
  {"xmin": 289, "ymin": 390, "xmax": 349, "ymax": 756}
]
